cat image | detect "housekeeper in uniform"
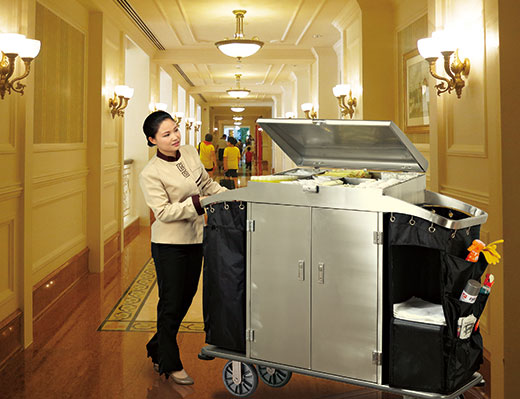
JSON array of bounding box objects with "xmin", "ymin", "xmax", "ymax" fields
[{"xmin": 139, "ymin": 111, "xmax": 226, "ymax": 385}]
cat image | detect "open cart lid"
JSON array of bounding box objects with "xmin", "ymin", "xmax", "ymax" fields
[{"xmin": 256, "ymin": 118, "xmax": 428, "ymax": 172}]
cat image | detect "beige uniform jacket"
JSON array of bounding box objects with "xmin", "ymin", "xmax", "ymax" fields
[{"xmin": 139, "ymin": 145, "xmax": 226, "ymax": 244}]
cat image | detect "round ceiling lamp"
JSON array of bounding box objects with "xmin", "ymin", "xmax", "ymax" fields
[
  {"xmin": 215, "ymin": 10, "xmax": 264, "ymax": 60},
  {"xmin": 233, "ymin": 116, "xmax": 243, "ymax": 121},
  {"xmin": 226, "ymin": 73, "xmax": 250, "ymax": 98},
  {"xmin": 234, "ymin": 122, "xmax": 242, "ymax": 126},
  {"xmin": 230, "ymin": 106, "xmax": 245, "ymax": 112}
]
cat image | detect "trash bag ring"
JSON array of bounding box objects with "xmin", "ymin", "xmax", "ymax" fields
[
  {"xmin": 239, "ymin": 201, "xmax": 245, "ymax": 210},
  {"xmin": 390, "ymin": 213, "xmax": 396, "ymax": 223},
  {"xmin": 409, "ymin": 216, "xmax": 415, "ymax": 226},
  {"xmin": 224, "ymin": 202, "xmax": 230, "ymax": 210},
  {"xmin": 429, "ymin": 223, "xmax": 436, "ymax": 233}
]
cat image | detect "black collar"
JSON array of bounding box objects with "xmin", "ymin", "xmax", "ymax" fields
[{"xmin": 157, "ymin": 149, "xmax": 181, "ymax": 162}]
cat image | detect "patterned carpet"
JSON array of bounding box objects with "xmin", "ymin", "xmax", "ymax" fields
[{"xmin": 98, "ymin": 258, "xmax": 204, "ymax": 332}]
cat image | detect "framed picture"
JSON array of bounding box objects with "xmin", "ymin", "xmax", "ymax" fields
[{"xmin": 403, "ymin": 49, "xmax": 429, "ymax": 133}]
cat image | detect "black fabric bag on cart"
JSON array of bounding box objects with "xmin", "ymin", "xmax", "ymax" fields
[
  {"xmin": 387, "ymin": 211, "xmax": 488, "ymax": 394},
  {"xmin": 202, "ymin": 201, "xmax": 247, "ymax": 353}
]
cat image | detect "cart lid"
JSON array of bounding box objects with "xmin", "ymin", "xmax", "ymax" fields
[{"xmin": 256, "ymin": 118, "xmax": 428, "ymax": 172}]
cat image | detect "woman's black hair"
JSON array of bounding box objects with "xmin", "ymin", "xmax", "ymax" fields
[
  {"xmin": 143, "ymin": 111, "xmax": 174, "ymax": 147},
  {"xmin": 228, "ymin": 136, "xmax": 237, "ymax": 145},
  {"xmin": 205, "ymin": 133, "xmax": 213, "ymax": 142}
]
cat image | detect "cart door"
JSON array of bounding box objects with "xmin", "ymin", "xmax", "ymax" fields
[
  {"xmin": 250, "ymin": 203, "xmax": 311, "ymax": 369},
  {"xmin": 311, "ymin": 208, "xmax": 381, "ymax": 382}
]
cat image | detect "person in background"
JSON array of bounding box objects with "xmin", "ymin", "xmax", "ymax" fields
[
  {"xmin": 245, "ymin": 146, "xmax": 253, "ymax": 172},
  {"xmin": 198, "ymin": 133, "xmax": 216, "ymax": 177},
  {"xmin": 216, "ymin": 133, "xmax": 227, "ymax": 172},
  {"xmin": 223, "ymin": 136, "xmax": 240, "ymax": 188},
  {"xmin": 139, "ymin": 111, "xmax": 226, "ymax": 385}
]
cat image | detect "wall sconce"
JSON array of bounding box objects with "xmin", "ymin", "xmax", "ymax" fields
[
  {"xmin": 108, "ymin": 85, "xmax": 134, "ymax": 118},
  {"xmin": 185, "ymin": 117, "xmax": 195, "ymax": 130},
  {"xmin": 149, "ymin": 102, "xmax": 167, "ymax": 112},
  {"xmin": 301, "ymin": 103, "xmax": 318, "ymax": 120},
  {"xmin": 172, "ymin": 112, "xmax": 184, "ymax": 124},
  {"xmin": 0, "ymin": 33, "xmax": 41, "ymax": 99},
  {"xmin": 194, "ymin": 120, "xmax": 202, "ymax": 133},
  {"xmin": 417, "ymin": 31, "xmax": 470, "ymax": 99},
  {"xmin": 285, "ymin": 112, "xmax": 296, "ymax": 119},
  {"xmin": 332, "ymin": 84, "xmax": 357, "ymax": 119}
]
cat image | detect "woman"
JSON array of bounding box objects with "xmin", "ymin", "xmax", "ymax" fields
[{"xmin": 139, "ymin": 111, "xmax": 226, "ymax": 385}]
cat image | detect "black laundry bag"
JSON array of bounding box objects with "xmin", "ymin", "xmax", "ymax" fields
[
  {"xmin": 387, "ymin": 211, "xmax": 488, "ymax": 394},
  {"xmin": 202, "ymin": 201, "xmax": 247, "ymax": 353}
]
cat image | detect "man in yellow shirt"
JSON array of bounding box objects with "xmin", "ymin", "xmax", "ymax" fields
[
  {"xmin": 223, "ymin": 136, "xmax": 240, "ymax": 188},
  {"xmin": 198, "ymin": 133, "xmax": 216, "ymax": 177}
]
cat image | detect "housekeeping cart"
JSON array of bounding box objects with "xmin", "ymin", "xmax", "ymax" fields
[{"xmin": 200, "ymin": 119, "xmax": 488, "ymax": 398}]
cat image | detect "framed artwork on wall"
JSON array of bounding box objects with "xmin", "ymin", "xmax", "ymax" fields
[{"xmin": 403, "ymin": 49, "xmax": 430, "ymax": 133}]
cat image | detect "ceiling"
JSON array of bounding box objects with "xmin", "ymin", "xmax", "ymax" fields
[{"xmin": 115, "ymin": 0, "xmax": 348, "ymax": 105}]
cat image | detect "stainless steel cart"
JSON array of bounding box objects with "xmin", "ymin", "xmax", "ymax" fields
[{"xmin": 200, "ymin": 119, "xmax": 487, "ymax": 399}]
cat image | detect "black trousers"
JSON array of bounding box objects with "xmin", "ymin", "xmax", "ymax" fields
[{"xmin": 146, "ymin": 243, "xmax": 203, "ymax": 375}]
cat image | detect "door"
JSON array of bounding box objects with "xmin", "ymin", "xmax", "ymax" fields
[
  {"xmin": 250, "ymin": 203, "xmax": 311, "ymax": 368},
  {"xmin": 311, "ymin": 208, "xmax": 380, "ymax": 382}
]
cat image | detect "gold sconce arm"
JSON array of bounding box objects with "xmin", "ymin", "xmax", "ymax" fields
[
  {"xmin": 9, "ymin": 58, "xmax": 33, "ymax": 94},
  {"xmin": 173, "ymin": 115, "xmax": 183, "ymax": 125},
  {"xmin": 108, "ymin": 95, "xmax": 125, "ymax": 118},
  {"xmin": 303, "ymin": 109, "xmax": 318, "ymax": 120},
  {"xmin": 0, "ymin": 53, "xmax": 18, "ymax": 99},
  {"xmin": 337, "ymin": 91, "xmax": 357, "ymax": 119}
]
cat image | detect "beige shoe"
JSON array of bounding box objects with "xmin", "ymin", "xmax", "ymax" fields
[{"xmin": 171, "ymin": 373, "xmax": 194, "ymax": 385}]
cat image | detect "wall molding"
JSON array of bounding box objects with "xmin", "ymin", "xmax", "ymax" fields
[
  {"xmin": 104, "ymin": 163, "xmax": 121, "ymax": 174},
  {"xmin": 33, "ymin": 143, "xmax": 86, "ymax": 153},
  {"xmin": 32, "ymin": 187, "xmax": 85, "ymax": 208},
  {"xmin": 33, "ymin": 169, "xmax": 89, "ymax": 188},
  {"xmin": 104, "ymin": 142, "xmax": 119, "ymax": 149},
  {"xmin": 0, "ymin": 218, "xmax": 15, "ymax": 307},
  {"xmin": 447, "ymin": 143, "xmax": 488, "ymax": 158},
  {"xmin": 439, "ymin": 184, "xmax": 490, "ymax": 207},
  {"xmin": 32, "ymin": 235, "xmax": 86, "ymax": 277},
  {"xmin": 0, "ymin": 184, "xmax": 23, "ymax": 202},
  {"xmin": 0, "ymin": 144, "xmax": 16, "ymax": 154}
]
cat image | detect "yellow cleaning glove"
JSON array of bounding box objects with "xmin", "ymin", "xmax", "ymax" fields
[{"xmin": 481, "ymin": 239, "xmax": 504, "ymax": 265}]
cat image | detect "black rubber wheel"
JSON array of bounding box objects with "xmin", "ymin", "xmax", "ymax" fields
[
  {"xmin": 222, "ymin": 361, "xmax": 258, "ymax": 397},
  {"xmin": 257, "ymin": 365, "xmax": 292, "ymax": 388}
]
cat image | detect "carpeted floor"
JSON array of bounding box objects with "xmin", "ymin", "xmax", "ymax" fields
[{"xmin": 98, "ymin": 258, "xmax": 204, "ymax": 332}]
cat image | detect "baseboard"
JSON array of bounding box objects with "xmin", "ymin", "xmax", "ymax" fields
[
  {"xmin": 124, "ymin": 218, "xmax": 139, "ymax": 247},
  {"xmin": 104, "ymin": 232, "xmax": 120, "ymax": 266},
  {"xmin": 0, "ymin": 310, "xmax": 23, "ymax": 370},
  {"xmin": 33, "ymin": 248, "xmax": 89, "ymax": 322}
]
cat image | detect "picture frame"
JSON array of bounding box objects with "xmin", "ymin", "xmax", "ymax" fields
[{"xmin": 403, "ymin": 49, "xmax": 430, "ymax": 133}]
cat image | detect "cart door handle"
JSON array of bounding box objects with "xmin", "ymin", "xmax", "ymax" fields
[
  {"xmin": 318, "ymin": 263, "xmax": 325, "ymax": 284},
  {"xmin": 298, "ymin": 260, "xmax": 305, "ymax": 281}
]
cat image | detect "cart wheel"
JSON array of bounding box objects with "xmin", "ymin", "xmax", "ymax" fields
[
  {"xmin": 222, "ymin": 360, "xmax": 258, "ymax": 397},
  {"xmin": 257, "ymin": 365, "xmax": 292, "ymax": 388}
]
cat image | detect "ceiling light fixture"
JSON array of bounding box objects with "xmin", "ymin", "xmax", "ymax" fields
[
  {"xmin": 215, "ymin": 10, "xmax": 264, "ymax": 60},
  {"xmin": 231, "ymin": 106, "xmax": 245, "ymax": 112},
  {"xmin": 233, "ymin": 116, "xmax": 243, "ymax": 121},
  {"xmin": 226, "ymin": 73, "xmax": 250, "ymax": 98}
]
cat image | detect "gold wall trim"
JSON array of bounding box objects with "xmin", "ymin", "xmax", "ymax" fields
[
  {"xmin": 447, "ymin": 143, "xmax": 488, "ymax": 158},
  {"xmin": 0, "ymin": 309, "xmax": 22, "ymax": 370},
  {"xmin": 0, "ymin": 185, "xmax": 23, "ymax": 202},
  {"xmin": 104, "ymin": 163, "xmax": 121, "ymax": 173},
  {"xmin": 439, "ymin": 184, "xmax": 490, "ymax": 207},
  {"xmin": 0, "ymin": 218, "xmax": 15, "ymax": 307},
  {"xmin": 33, "ymin": 143, "xmax": 86, "ymax": 153},
  {"xmin": 32, "ymin": 235, "xmax": 86, "ymax": 278},
  {"xmin": 32, "ymin": 187, "xmax": 86, "ymax": 208},
  {"xmin": 0, "ymin": 144, "xmax": 16, "ymax": 154},
  {"xmin": 33, "ymin": 169, "xmax": 89, "ymax": 188},
  {"xmin": 104, "ymin": 142, "xmax": 119, "ymax": 149}
]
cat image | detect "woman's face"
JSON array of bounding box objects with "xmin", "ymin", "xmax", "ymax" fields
[{"xmin": 148, "ymin": 118, "xmax": 181, "ymax": 156}]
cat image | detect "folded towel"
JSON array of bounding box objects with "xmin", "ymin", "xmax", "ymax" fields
[{"xmin": 393, "ymin": 296, "xmax": 446, "ymax": 326}]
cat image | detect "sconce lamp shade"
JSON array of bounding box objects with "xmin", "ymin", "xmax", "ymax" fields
[
  {"xmin": 114, "ymin": 85, "xmax": 134, "ymax": 98},
  {"xmin": 18, "ymin": 38, "xmax": 41, "ymax": 58},
  {"xmin": 0, "ymin": 33, "xmax": 26, "ymax": 54},
  {"xmin": 285, "ymin": 112, "xmax": 296, "ymax": 118},
  {"xmin": 301, "ymin": 103, "xmax": 313, "ymax": 112},
  {"xmin": 155, "ymin": 103, "xmax": 167, "ymax": 111},
  {"xmin": 332, "ymin": 84, "xmax": 351, "ymax": 97},
  {"xmin": 174, "ymin": 111, "xmax": 184, "ymax": 119},
  {"xmin": 417, "ymin": 38, "xmax": 441, "ymax": 59},
  {"xmin": 432, "ymin": 30, "xmax": 457, "ymax": 53},
  {"xmin": 231, "ymin": 106, "xmax": 245, "ymax": 112},
  {"xmin": 187, "ymin": 117, "xmax": 195, "ymax": 124},
  {"xmin": 196, "ymin": 120, "xmax": 202, "ymax": 126}
]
